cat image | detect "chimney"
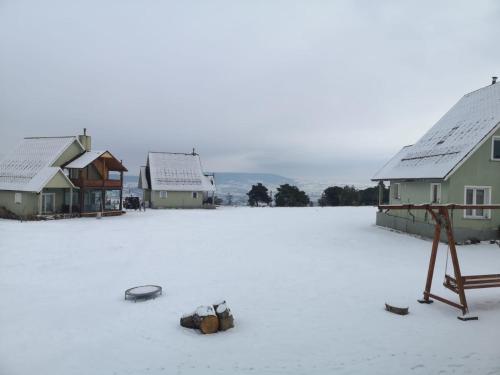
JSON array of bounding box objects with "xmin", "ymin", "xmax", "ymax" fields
[
  {"xmin": 493, "ymin": 76, "xmax": 498, "ymax": 85},
  {"xmin": 78, "ymin": 129, "xmax": 92, "ymax": 151},
  {"xmin": 192, "ymin": 148, "xmax": 196, "ymax": 155}
]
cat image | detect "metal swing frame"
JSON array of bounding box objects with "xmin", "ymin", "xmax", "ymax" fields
[{"xmin": 379, "ymin": 203, "xmax": 500, "ymax": 320}]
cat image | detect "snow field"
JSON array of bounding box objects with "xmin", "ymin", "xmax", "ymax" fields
[{"xmin": 1, "ymin": 207, "xmax": 500, "ymax": 374}]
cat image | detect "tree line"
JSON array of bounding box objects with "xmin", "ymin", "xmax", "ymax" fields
[
  {"xmin": 247, "ymin": 182, "xmax": 389, "ymax": 207},
  {"xmin": 317, "ymin": 183, "xmax": 389, "ymax": 206}
]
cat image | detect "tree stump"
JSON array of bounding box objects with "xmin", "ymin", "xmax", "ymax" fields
[{"xmin": 214, "ymin": 301, "xmax": 234, "ymax": 331}]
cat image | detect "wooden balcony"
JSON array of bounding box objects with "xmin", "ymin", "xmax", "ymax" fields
[{"xmin": 70, "ymin": 178, "xmax": 122, "ymax": 189}]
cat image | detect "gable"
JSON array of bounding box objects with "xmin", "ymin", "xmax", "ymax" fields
[
  {"xmin": 44, "ymin": 170, "xmax": 76, "ymax": 189},
  {"xmin": 52, "ymin": 140, "xmax": 85, "ymax": 167}
]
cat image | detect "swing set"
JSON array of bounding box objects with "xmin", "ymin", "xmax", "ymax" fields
[{"xmin": 379, "ymin": 203, "xmax": 500, "ymax": 321}]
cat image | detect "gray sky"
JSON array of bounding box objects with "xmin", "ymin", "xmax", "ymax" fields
[{"xmin": 1, "ymin": 0, "xmax": 499, "ymax": 183}]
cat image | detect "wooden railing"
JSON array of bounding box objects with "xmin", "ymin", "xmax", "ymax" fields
[{"xmin": 70, "ymin": 178, "xmax": 122, "ymax": 188}]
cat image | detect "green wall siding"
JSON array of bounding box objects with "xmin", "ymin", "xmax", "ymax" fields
[
  {"xmin": 0, "ymin": 191, "xmax": 39, "ymax": 216},
  {"xmin": 148, "ymin": 190, "xmax": 205, "ymax": 208},
  {"xmin": 389, "ymin": 181, "xmax": 448, "ymax": 223},
  {"xmin": 446, "ymin": 128, "xmax": 500, "ymax": 230}
]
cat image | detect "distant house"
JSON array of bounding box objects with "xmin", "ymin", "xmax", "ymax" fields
[
  {"xmin": 0, "ymin": 129, "xmax": 127, "ymax": 219},
  {"xmin": 139, "ymin": 151, "xmax": 216, "ymax": 209},
  {"xmin": 372, "ymin": 78, "xmax": 500, "ymax": 242}
]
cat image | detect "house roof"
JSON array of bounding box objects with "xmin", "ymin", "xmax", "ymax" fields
[
  {"xmin": 147, "ymin": 152, "xmax": 216, "ymax": 192},
  {"xmin": 65, "ymin": 150, "xmax": 127, "ymax": 171},
  {"xmin": 0, "ymin": 137, "xmax": 81, "ymax": 192},
  {"xmin": 373, "ymin": 82, "xmax": 500, "ymax": 181}
]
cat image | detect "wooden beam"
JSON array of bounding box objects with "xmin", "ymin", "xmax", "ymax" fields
[{"xmin": 380, "ymin": 203, "xmax": 500, "ymax": 210}]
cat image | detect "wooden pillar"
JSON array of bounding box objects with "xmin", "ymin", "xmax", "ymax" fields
[
  {"xmin": 69, "ymin": 188, "xmax": 73, "ymax": 214},
  {"xmin": 38, "ymin": 192, "xmax": 42, "ymax": 215},
  {"xmin": 80, "ymin": 189, "xmax": 83, "ymax": 213},
  {"xmin": 421, "ymin": 208, "xmax": 441, "ymax": 302},
  {"xmin": 378, "ymin": 181, "xmax": 384, "ymax": 208},
  {"xmin": 442, "ymin": 208, "xmax": 468, "ymax": 315},
  {"xmin": 120, "ymin": 171, "xmax": 124, "ymax": 211},
  {"xmin": 101, "ymin": 189, "xmax": 105, "ymax": 213}
]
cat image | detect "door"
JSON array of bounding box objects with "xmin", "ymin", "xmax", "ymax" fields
[{"xmin": 42, "ymin": 193, "xmax": 55, "ymax": 214}]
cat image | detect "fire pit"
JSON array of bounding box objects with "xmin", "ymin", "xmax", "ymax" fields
[{"xmin": 125, "ymin": 285, "xmax": 162, "ymax": 302}]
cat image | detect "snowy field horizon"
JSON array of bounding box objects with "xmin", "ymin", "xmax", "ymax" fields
[
  {"xmin": 123, "ymin": 173, "xmax": 376, "ymax": 205},
  {"xmin": 1, "ymin": 207, "xmax": 500, "ymax": 374}
]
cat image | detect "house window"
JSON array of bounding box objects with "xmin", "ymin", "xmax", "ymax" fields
[
  {"xmin": 160, "ymin": 191, "xmax": 167, "ymax": 199},
  {"xmin": 464, "ymin": 186, "xmax": 491, "ymax": 219},
  {"xmin": 192, "ymin": 192, "xmax": 198, "ymax": 199},
  {"xmin": 14, "ymin": 192, "xmax": 22, "ymax": 204},
  {"xmin": 393, "ymin": 183, "xmax": 400, "ymax": 200},
  {"xmin": 69, "ymin": 169, "xmax": 79, "ymax": 179},
  {"xmin": 492, "ymin": 137, "xmax": 500, "ymax": 160},
  {"xmin": 430, "ymin": 183, "xmax": 441, "ymax": 203}
]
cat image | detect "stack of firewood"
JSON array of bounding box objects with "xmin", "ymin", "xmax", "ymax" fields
[{"xmin": 180, "ymin": 300, "xmax": 234, "ymax": 334}]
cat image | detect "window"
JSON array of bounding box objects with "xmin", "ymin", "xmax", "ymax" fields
[
  {"xmin": 492, "ymin": 137, "xmax": 500, "ymax": 160},
  {"xmin": 464, "ymin": 186, "xmax": 491, "ymax": 219},
  {"xmin": 69, "ymin": 169, "xmax": 79, "ymax": 179},
  {"xmin": 14, "ymin": 192, "xmax": 22, "ymax": 204},
  {"xmin": 430, "ymin": 183, "xmax": 441, "ymax": 203},
  {"xmin": 160, "ymin": 191, "xmax": 167, "ymax": 199},
  {"xmin": 393, "ymin": 183, "xmax": 400, "ymax": 200},
  {"xmin": 192, "ymin": 192, "xmax": 198, "ymax": 199}
]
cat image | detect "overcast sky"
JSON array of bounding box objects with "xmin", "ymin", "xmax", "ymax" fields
[{"xmin": 1, "ymin": 1, "xmax": 499, "ymax": 183}]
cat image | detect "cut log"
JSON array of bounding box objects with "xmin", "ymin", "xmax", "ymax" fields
[
  {"xmin": 193, "ymin": 306, "xmax": 219, "ymax": 334},
  {"xmin": 385, "ymin": 303, "xmax": 409, "ymax": 316},
  {"xmin": 212, "ymin": 300, "xmax": 226, "ymax": 312},
  {"xmin": 180, "ymin": 313, "xmax": 196, "ymax": 329},
  {"xmin": 214, "ymin": 301, "xmax": 234, "ymax": 331}
]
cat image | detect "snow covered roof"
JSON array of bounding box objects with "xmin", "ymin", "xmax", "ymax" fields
[
  {"xmin": 147, "ymin": 152, "xmax": 216, "ymax": 192},
  {"xmin": 0, "ymin": 137, "xmax": 81, "ymax": 192},
  {"xmin": 65, "ymin": 150, "xmax": 107, "ymax": 168},
  {"xmin": 373, "ymin": 82, "xmax": 500, "ymax": 181}
]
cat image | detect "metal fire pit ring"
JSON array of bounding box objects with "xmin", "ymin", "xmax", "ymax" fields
[{"xmin": 125, "ymin": 285, "xmax": 162, "ymax": 302}]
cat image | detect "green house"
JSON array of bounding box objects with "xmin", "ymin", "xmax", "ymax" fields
[
  {"xmin": 139, "ymin": 151, "xmax": 216, "ymax": 209},
  {"xmin": 372, "ymin": 78, "xmax": 500, "ymax": 242},
  {"xmin": 0, "ymin": 130, "xmax": 127, "ymax": 219}
]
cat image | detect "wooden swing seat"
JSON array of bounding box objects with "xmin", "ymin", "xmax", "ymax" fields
[{"xmin": 444, "ymin": 273, "xmax": 500, "ymax": 292}]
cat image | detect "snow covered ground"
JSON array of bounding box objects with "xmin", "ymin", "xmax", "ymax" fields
[{"xmin": 1, "ymin": 207, "xmax": 500, "ymax": 374}]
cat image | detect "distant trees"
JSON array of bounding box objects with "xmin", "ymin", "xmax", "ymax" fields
[
  {"xmin": 245, "ymin": 182, "xmax": 388, "ymax": 207},
  {"xmin": 247, "ymin": 183, "xmax": 272, "ymax": 206},
  {"xmin": 274, "ymin": 184, "xmax": 310, "ymax": 207},
  {"xmin": 318, "ymin": 183, "xmax": 389, "ymax": 206}
]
